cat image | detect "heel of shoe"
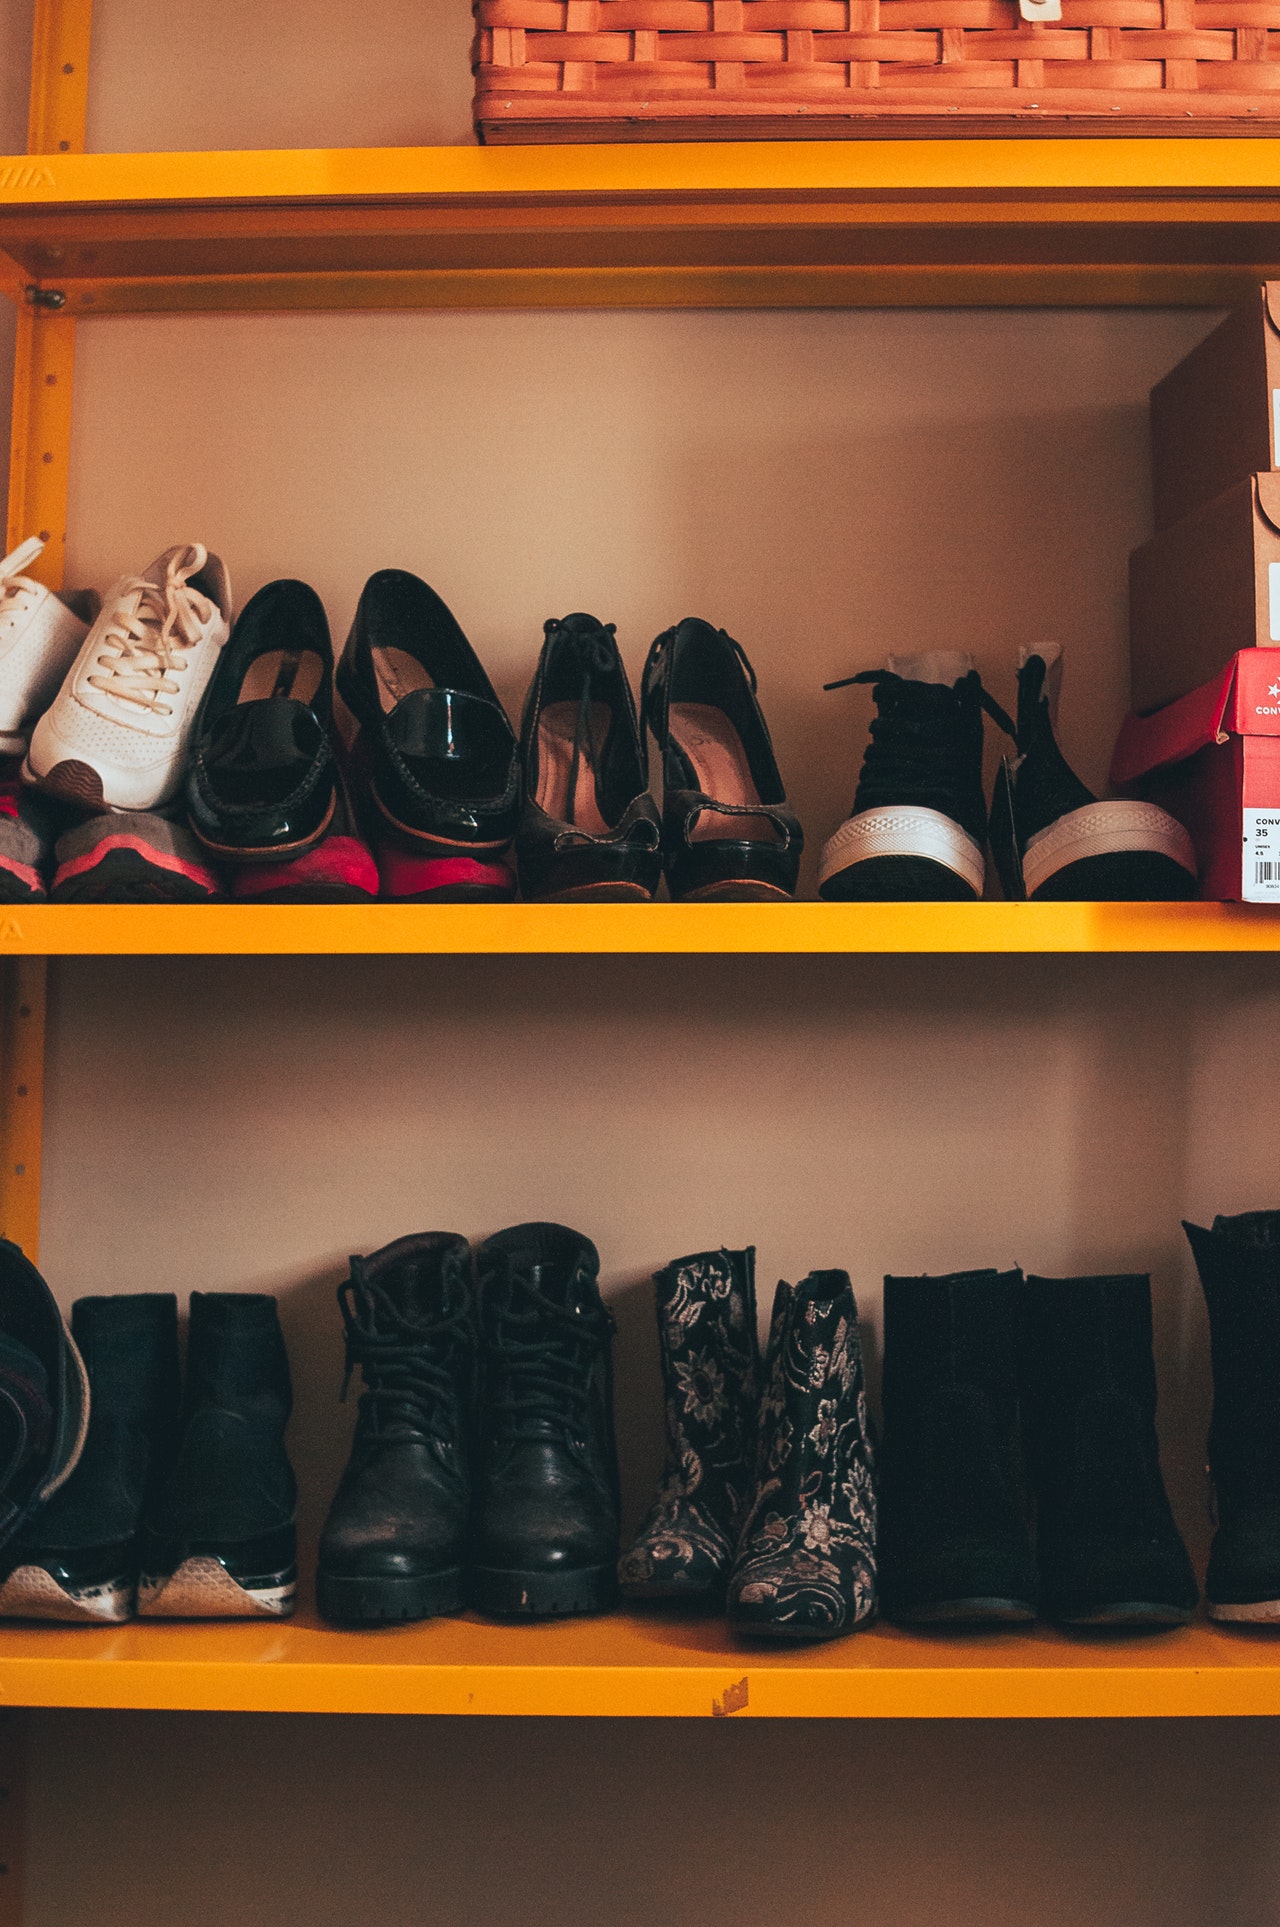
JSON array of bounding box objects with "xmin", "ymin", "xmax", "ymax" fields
[
  {"xmin": 469, "ymin": 1562, "xmax": 618, "ymax": 1618},
  {"xmin": 316, "ymin": 1566, "xmax": 463, "ymax": 1624}
]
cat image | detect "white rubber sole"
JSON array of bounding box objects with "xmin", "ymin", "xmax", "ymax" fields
[
  {"xmin": 818, "ymin": 805, "xmax": 986, "ymax": 895},
  {"xmin": 0, "ymin": 1564, "xmax": 134, "ymax": 1623},
  {"xmin": 1209, "ymin": 1596, "xmax": 1280, "ymax": 1624},
  {"xmin": 138, "ymin": 1556, "xmax": 296, "ymax": 1620},
  {"xmin": 1022, "ymin": 801, "xmax": 1196, "ymax": 897}
]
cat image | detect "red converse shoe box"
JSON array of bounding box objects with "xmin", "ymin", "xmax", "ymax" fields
[
  {"xmin": 1111, "ymin": 649, "xmax": 1280, "ymax": 904},
  {"xmin": 1150, "ymin": 287, "xmax": 1280, "ymax": 533}
]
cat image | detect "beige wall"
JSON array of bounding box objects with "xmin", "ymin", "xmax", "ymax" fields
[{"xmin": 6, "ymin": 6, "xmax": 1280, "ymax": 1925}]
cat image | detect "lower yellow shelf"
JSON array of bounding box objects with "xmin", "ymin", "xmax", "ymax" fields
[{"xmin": 0, "ymin": 1610, "xmax": 1275, "ymax": 1717}]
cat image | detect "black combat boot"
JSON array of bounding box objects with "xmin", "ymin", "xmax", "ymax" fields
[
  {"xmin": 1023, "ymin": 1273, "xmax": 1197, "ymax": 1627},
  {"xmin": 0, "ymin": 1294, "xmax": 179, "ymax": 1622},
  {"xmin": 1184, "ymin": 1211, "xmax": 1280, "ymax": 1622},
  {"xmin": 619, "ymin": 1246, "xmax": 760, "ymax": 1604},
  {"xmin": 317, "ymin": 1233, "xmax": 474, "ymax": 1625},
  {"xmin": 472, "ymin": 1223, "xmax": 619, "ymax": 1617},
  {"xmin": 726, "ymin": 1270, "xmax": 877, "ymax": 1641},
  {"xmin": 878, "ymin": 1269, "xmax": 1038, "ymax": 1626},
  {"xmin": 138, "ymin": 1292, "xmax": 297, "ymax": 1619}
]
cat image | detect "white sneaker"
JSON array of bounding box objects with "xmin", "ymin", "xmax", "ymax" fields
[
  {"xmin": 24, "ymin": 544, "xmax": 232, "ymax": 812},
  {"xmin": 0, "ymin": 537, "xmax": 98, "ymax": 756}
]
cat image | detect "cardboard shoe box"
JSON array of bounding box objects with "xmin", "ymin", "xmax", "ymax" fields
[
  {"xmin": 1111, "ymin": 648, "xmax": 1280, "ymax": 904},
  {"xmin": 1150, "ymin": 287, "xmax": 1280, "ymax": 533},
  {"xmin": 1129, "ymin": 473, "xmax": 1280, "ymax": 716}
]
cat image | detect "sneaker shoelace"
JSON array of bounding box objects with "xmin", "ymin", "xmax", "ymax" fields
[
  {"xmin": 0, "ymin": 537, "xmax": 49, "ymax": 635},
  {"xmin": 824, "ymin": 667, "xmax": 1015, "ymax": 819},
  {"xmin": 484, "ymin": 1264, "xmax": 613, "ymax": 1444},
  {"xmin": 339, "ymin": 1256, "xmax": 472, "ymax": 1439},
  {"xmin": 88, "ymin": 544, "xmax": 215, "ymax": 717}
]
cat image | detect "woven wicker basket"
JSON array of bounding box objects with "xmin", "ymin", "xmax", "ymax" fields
[{"xmin": 472, "ymin": 0, "xmax": 1280, "ymax": 140}]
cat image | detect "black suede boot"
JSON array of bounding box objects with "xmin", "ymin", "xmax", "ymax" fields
[
  {"xmin": 0, "ymin": 1294, "xmax": 179, "ymax": 1622},
  {"xmin": 1184, "ymin": 1211, "xmax": 1280, "ymax": 1623},
  {"xmin": 317, "ymin": 1233, "xmax": 474, "ymax": 1625},
  {"xmin": 1023, "ymin": 1273, "xmax": 1197, "ymax": 1628},
  {"xmin": 726, "ymin": 1270, "xmax": 876, "ymax": 1641},
  {"xmin": 879, "ymin": 1269, "xmax": 1038, "ymax": 1625},
  {"xmin": 472, "ymin": 1223, "xmax": 619, "ymax": 1617},
  {"xmin": 619, "ymin": 1246, "xmax": 760, "ymax": 1603},
  {"xmin": 138, "ymin": 1292, "xmax": 297, "ymax": 1619}
]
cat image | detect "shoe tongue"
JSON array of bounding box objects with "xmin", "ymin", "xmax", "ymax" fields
[
  {"xmin": 1212, "ymin": 1210, "xmax": 1280, "ymax": 1248},
  {"xmin": 886, "ymin": 650, "xmax": 974, "ymax": 688},
  {"xmin": 380, "ymin": 1256, "xmax": 451, "ymax": 1321},
  {"xmin": 496, "ymin": 1223, "xmax": 594, "ymax": 1305}
]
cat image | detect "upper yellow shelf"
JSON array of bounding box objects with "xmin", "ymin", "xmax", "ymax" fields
[
  {"xmin": 2, "ymin": 139, "xmax": 1280, "ymax": 311},
  {"xmin": 0, "ymin": 901, "xmax": 1276, "ymax": 954}
]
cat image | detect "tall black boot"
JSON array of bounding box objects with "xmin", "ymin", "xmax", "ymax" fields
[
  {"xmin": 138, "ymin": 1292, "xmax": 297, "ymax": 1619},
  {"xmin": 1023, "ymin": 1273, "xmax": 1197, "ymax": 1628},
  {"xmin": 619, "ymin": 1246, "xmax": 759, "ymax": 1603},
  {"xmin": 317, "ymin": 1233, "xmax": 474, "ymax": 1625},
  {"xmin": 1184, "ymin": 1211, "xmax": 1280, "ymax": 1622},
  {"xmin": 879, "ymin": 1268, "xmax": 1038, "ymax": 1625},
  {"xmin": 472, "ymin": 1223, "xmax": 619, "ymax": 1617},
  {"xmin": 726, "ymin": 1270, "xmax": 876, "ymax": 1641},
  {"xmin": 0, "ymin": 1293, "xmax": 179, "ymax": 1622}
]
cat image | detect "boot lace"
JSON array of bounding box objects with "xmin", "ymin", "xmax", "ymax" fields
[
  {"xmin": 339, "ymin": 1256, "xmax": 471, "ymax": 1438},
  {"xmin": 824, "ymin": 667, "xmax": 1015, "ymax": 815},
  {"xmin": 0, "ymin": 537, "xmax": 48, "ymax": 633},
  {"xmin": 486, "ymin": 1265, "xmax": 613, "ymax": 1443},
  {"xmin": 88, "ymin": 544, "xmax": 215, "ymax": 716}
]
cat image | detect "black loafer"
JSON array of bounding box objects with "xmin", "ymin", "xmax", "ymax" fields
[
  {"xmin": 186, "ymin": 579, "xmax": 339, "ymax": 864},
  {"xmin": 643, "ymin": 618, "xmax": 802, "ymax": 901},
  {"xmin": 516, "ymin": 614, "xmax": 661, "ymax": 902},
  {"xmin": 337, "ymin": 570, "xmax": 519, "ymax": 901}
]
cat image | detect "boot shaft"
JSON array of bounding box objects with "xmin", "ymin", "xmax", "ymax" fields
[
  {"xmin": 757, "ymin": 1269, "xmax": 872, "ymax": 1508},
  {"xmin": 184, "ymin": 1292, "xmax": 291, "ymax": 1422},
  {"xmin": 652, "ymin": 1246, "xmax": 758, "ymax": 1468},
  {"xmin": 70, "ymin": 1294, "xmax": 180, "ymax": 1438},
  {"xmin": 883, "ymin": 1268, "xmax": 1024, "ymax": 1410},
  {"xmin": 1185, "ymin": 1212, "xmax": 1280, "ymax": 1497}
]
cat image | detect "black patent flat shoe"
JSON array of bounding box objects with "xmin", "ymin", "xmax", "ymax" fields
[
  {"xmin": 186, "ymin": 579, "xmax": 338, "ymax": 864},
  {"xmin": 642, "ymin": 618, "xmax": 802, "ymax": 901},
  {"xmin": 337, "ymin": 571, "xmax": 518, "ymax": 901},
  {"xmin": 516, "ymin": 614, "xmax": 661, "ymax": 902}
]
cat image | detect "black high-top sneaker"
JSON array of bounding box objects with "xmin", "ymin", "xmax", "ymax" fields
[
  {"xmin": 317, "ymin": 1233, "xmax": 475, "ymax": 1625},
  {"xmin": 138, "ymin": 1293, "xmax": 297, "ymax": 1619},
  {"xmin": 878, "ymin": 1269, "xmax": 1038, "ymax": 1626},
  {"xmin": 726, "ymin": 1270, "xmax": 876, "ymax": 1641},
  {"xmin": 1184, "ymin": 1211, "xmax": 1280, "ymax": 1623},
  {"xmin": 472, "ymin": 1223, "xmax": 619, "ymax": 1617},
  {"xmin": 0, "ymin": 1294, "xmax": 179, "ymax": 1622},
  {"xmin": 0, "ymin": 1240, "xmax": 89, "ymax": 1550},
  {"xmin": 818, "ymin": 652, "xmax": 1013, "ymax": 901},
  {"xmin": 1022, "ymin": 1273, "xmax": 1197, "ymax": 1628},
  {"xmin": 989, "ymin": 645, "xmax": 1197, "ymax": 902},
  {"xmin": 619, "ymin": 1246, "xmax": 760, "ymax": 1604}
]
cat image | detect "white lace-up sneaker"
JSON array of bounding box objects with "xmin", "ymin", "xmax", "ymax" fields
[
  {"xmin": 0, "ymin": 537, "xmax": 99, "ymax": 756},
  {"xmin": 24, "ymin": 544, "xmax": 232, "ymax": 812}
]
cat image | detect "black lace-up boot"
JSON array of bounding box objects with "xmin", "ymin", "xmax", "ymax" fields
[
  {"xmin": 0, "ymin": 1294, "xmax": 179, "ymax": 1622},
  {"xmin": 317, "ymin": 1233, "xmax": 475, "ymax": 1624},
  {"xmin": 1184, "ymin": 1211, "xmax": 1280, "ymax": 1622},
  {"xmin": 619, "ymin": 1246, "xmax": 760, "ymax": 1603},
  {"xmin": 819, "ymin": 651, "xmax": 1015, "ymax": 902},
  {"xmin": 138, "ymin": 1292, "xmax": 297, "ymax": 1619},
  {"xmin": 879, "ymin": 1269, "xmax": 1038, "ymax": 1625},
  {"xmin": 1023, "ymin": 1274, "xmax": 1197, "ymax": 1627},
  {"xmin": 472, "ymin": 1222, "xmax": 619, "ymax": 1616}
]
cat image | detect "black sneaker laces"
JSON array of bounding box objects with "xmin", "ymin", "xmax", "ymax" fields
[
  {"xmin": 824, "ymin": 667, "xmax": 1016, "ymax": 819},
  {"xmin": 485, "ymin": 1266, "xmax": 614, "ymax": 1443},
  {"xmin": 339, "ymin": 1256, "xmax": 472, "ymax": 1438}
]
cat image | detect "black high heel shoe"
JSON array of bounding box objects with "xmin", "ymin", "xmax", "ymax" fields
[
  {"xmin": 516, "ymin": 614, "xmax": 661, "ymax": 902},
  {"xmin": 642, "ymin": 618, "xmax": 802, "ymax": 901}
]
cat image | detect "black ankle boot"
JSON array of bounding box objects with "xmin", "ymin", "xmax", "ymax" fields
[
  {"xmin": 317, "ymin": 1233, "xmax": 474, "ymax": 1625},
  {"xmin": 472, "ymin": 1223, "xmax": 619, "ymax": 1617},
  {"xmin": 138, "ymin": 1292, "xmax": 297, "ymax": 1619},
  {"xmin": 1023, "ymin": 1274, "xmax": 1197, "ymax": 1627},
  {"xmin": 619, "ymin": 1246, "xmax": 760, "ymax": 1603},
  {"xmin": 1184, "ymin": 1211, "xmax": 1280, "ymax": 1623},
  {"xmin": 879, "ymin": 1269, "xmax": 1037, "ymax": 1625},
  {"xmin": 0, "ymin": 1293, "xmax": 179, "ymax": 1622},
  {"xmin": 726, "ymin": 1270, "xmax": 876, "ymax": 1641}
]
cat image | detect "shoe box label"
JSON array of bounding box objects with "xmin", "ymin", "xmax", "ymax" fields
[{"xmin": 1244, "ymin": 809, "xmax": 1280, "ymax": 902}]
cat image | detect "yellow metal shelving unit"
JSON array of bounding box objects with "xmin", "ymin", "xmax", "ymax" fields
[{"xmin": 0, "ymin": 0, "xmax": 1278, "ymax": 1735}]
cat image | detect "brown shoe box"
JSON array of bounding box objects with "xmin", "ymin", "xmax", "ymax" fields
[
  {"xmin": 1129, "ymin": 473, "xmax": 1280, "ymax": 715},
  {"xmin": 1150, "ymin": 287, "xmax": 1280, "ymax": 533}
]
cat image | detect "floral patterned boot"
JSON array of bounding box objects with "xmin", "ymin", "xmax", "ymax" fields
[
  {"xmin": 726, "ymin": 1270, "xmax": 877, "ymax": 1641},
  {"xmin": 618, "ymin": 1248, "xmax": 760, "ymax": 1603}
]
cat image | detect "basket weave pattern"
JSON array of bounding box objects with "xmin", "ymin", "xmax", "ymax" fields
[{"xmin": 473, "ymin": 0, "xmax": 1280, "ymax": 136}]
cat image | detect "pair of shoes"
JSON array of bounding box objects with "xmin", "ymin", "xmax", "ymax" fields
[
  {"xmin": 878, "ymin": 1268, "xmax": 1197, "ymax": 1628},
  {"xmin": 0, "ymin": 1291, "xmax": 296, "ymax": 1621},
  {"xmin": 317, "ymin": 1222, "xmax": 619, "ymax": 1623},
  {"xmin": 819, "ymin": 646, "xmax": 1198, "ymax": 903},
  {"xmin": 620, "ymin": 1249, "xmax": 877, "ymax": 1641}
]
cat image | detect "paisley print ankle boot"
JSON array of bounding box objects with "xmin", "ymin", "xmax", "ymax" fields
[
  {"xmin": 618, "ymin": 1247, "xmax": 760, "ymax": 1602},
  {"xmin": 726, "ymin": 1270, "xmax": 877, "ymax": 1641}
]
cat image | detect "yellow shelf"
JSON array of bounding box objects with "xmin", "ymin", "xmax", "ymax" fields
[
  {"xmin": 0, "ymin": 1608, "xmax": 1275, "ymax": 1717},
  {"xmin": 3, "ymin": 140, "xmax": 1280, "ymax": 311}
]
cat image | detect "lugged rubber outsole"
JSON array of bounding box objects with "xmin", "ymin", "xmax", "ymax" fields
[
  {"xmin": 316, "ymin": 1565, "xmax": 464, "ymax": 1624},
  {"xmin": 138, "ymin": 1555, "xmax": 296, "ymax": 1619},
  {"xmin": 0, "ymin": 1563, "xmax": 134, "ymax": 1623},
  {"xmin": 469, "ymin": 1562, "xmax": 618, "ymax": 1617}
]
